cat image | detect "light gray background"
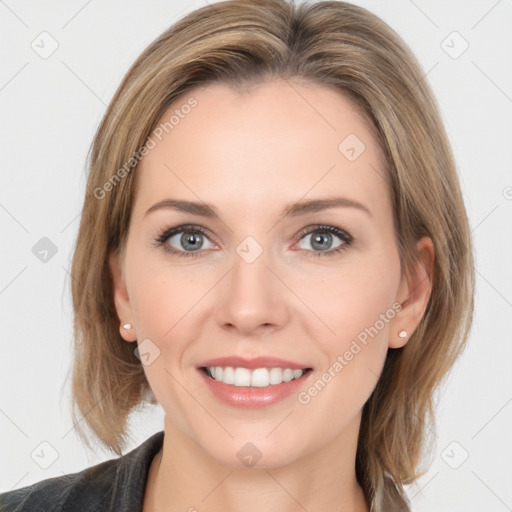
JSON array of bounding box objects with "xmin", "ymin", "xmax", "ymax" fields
[{"xmin": 1, "ymin": 1, "xmax": 511, "ymax": 510}]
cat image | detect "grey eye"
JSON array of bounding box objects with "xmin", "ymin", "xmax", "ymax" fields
[
  {"xmin": 168, "ymin": 230, "xmax": 213, "ymax": 253},
  {"xmin": 298, "ymin": 230, "xmax": 344, "ymax": 252}
]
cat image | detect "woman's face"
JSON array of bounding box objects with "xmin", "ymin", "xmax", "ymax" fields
[{"xmin": 111, "ymin": 79, "xmax": 429, "ymax": 468}]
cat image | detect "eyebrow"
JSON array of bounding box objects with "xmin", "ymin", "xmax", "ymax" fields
[{"xmin": 144, "ymin": 196, "xmax": 372, "ymax": 219}]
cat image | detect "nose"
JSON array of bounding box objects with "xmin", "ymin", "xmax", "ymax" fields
[{"xmin": 214, "ymin": 246, "xmax": 290, "ymax": 337}]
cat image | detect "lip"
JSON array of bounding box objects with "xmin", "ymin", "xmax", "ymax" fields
[
  {"xmin": 197, "ymin": 356, "xmax": 312, "ymax": 371},
  {"xmin": 197, "ymin": 366, "xmax": 313, "ymax": 409}
]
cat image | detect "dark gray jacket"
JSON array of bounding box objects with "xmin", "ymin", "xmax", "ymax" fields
[{"xmin": 0, "ymin": 431, "xmax": 164, "ymax": 512}]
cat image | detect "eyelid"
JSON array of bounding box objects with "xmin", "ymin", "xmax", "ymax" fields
[
  {"xmin": 294, "ymin": 224, "xmax": 352, "ymax": 243},
  {"xmin": 156, "ymin": 224, "xmax": 214, "ymax": 242}
]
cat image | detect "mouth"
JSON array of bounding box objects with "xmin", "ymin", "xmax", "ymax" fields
[
  {"xmin": 196, "ymin": 355, "xmax": 314, "ymax": 408},
  {"xmin": 200, "ymin": 366, "xmax": 313, "ymax": 387}
]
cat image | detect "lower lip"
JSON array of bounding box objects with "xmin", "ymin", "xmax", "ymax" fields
[{"xmin": 197, "ymin": 368, "xmax": 312, "ymax": 409}]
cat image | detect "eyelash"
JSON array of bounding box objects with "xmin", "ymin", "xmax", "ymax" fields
[{"xmin": 152, "ymin": 224, "xmax": 353, "ymax": 259}]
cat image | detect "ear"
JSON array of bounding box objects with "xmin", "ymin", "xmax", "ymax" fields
[
  {"xmin": 389, "ymin": 236, "xmax": 435, "ymax": 349},
  {"xmin": 109, "ymin": 251, "xmax": 137, "ymax": 342}
]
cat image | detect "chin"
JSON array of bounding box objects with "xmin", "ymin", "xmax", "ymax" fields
[{"xmin": 196, "ymin": 433, "xmax": 307, "ymax": 470}]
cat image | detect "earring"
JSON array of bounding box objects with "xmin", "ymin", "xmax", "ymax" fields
[
  {"xmin": 122, "ymin": 323, "xmax": 132, "ymax": 330},
  {"xmin": 398, "ymin": 330, "xmax": 407, "ymax": 338}
]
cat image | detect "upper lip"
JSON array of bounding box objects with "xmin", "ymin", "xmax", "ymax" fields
[{"xmin": 197, "ymin": 356, "xmax": 312, "ymax": 371}]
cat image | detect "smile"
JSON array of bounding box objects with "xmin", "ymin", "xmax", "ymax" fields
[
  {"xmin": 198, "ymin": 365, "xmax": 313, "ymax": 409},
  {"xmin": 203, "ymin": 366, "xmax": 312, "ymax": 387}
]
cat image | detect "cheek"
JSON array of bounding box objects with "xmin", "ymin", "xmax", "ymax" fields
[
  {"xmin": 298, "ymin": 251, "xmax": 401, "ymax": 412},
  {"xmin": 127, "ymin": 263, "xmax": 201, "ymax": 435},
  {"xmin": 275, "ymin": 256, "xmax": 402, "ymax": 459},
  {"xmin": 301, "ymin": 251, "xmax": 400, "ymax": 342},
  {"xmin": 126, "ymin": 249, "xmax": 216, "ymax": 368},
  {"xmin": 127, "ymin": 244, "xmax": 199, "ymax": 343}
]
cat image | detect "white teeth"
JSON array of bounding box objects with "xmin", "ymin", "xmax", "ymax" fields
[
  {"xmin": 293, "ymin": 369, "xmax": 303, "ymax": 379},
  {"xmin": 251, "ymin": 368, "xmax": 269, "ymax": 387},
  {"xmin": 234, "ymin": 367, "xmax": 251, "ymax": 386},
  {"xmin": 223, "ymin": 366, "xmax": 235, "ymax": 385},
  {"xmin": 205, "ymin": 366, "xmax": 306, "ymax": 387},
  {"xmin": 282, "ymin": 368, "xmax": 294, "ymax": 382},
  {"xmin": 214, "ymin": 367, "xmax": 223, "ymax": 382},
  {"xmin": 269, "ymin": 368, "xmax": 283, "ymax": 385}
]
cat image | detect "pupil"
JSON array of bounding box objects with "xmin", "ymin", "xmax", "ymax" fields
[
  {"xmin": 312, "ymin": 232, "xmax": 331, "ymax": 251},
  {"xmin": 182, "ymin": 232, "xmax": 202, "ymax": 251}
]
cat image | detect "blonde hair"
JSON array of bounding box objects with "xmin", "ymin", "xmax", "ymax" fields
[{"xmin": 69, "ymin": 0, "xmax": 474, "ymax": 509}]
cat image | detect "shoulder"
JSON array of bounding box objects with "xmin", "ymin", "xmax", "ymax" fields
[
  {"xmin": 0, "ymin": 455, "xmax": 120, "ymax": 512},
  {"xmin": 0, "ymin": 431, "xmax": 164, "ymax": 512}
]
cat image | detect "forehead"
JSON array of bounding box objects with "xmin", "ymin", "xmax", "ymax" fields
[{"xmin": 133, "ymin": 79, "xmax": 389, "ymax": 221}]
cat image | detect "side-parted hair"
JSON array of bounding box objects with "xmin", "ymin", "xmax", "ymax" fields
[{"xmin": 69, "ymin": 1, "xmax": 474, "ymax": 510}]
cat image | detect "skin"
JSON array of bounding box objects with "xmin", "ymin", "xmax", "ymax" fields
[{"xmin": 110, "ymin": 79, "xmax": 434, "ymax": 512}]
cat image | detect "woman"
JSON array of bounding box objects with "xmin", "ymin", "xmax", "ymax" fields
[{"xmin": 0, "ymin": 0, "xmax": 474, "ymax": 510}]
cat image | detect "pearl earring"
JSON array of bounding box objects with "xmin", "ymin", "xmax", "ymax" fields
[
  {"xmin": 398, "ymin": 330, "xmax": 407, "ymax": 338},
  {"xmin": 122, "ymin": 323, "xmax": 132, "ymax": 330}
]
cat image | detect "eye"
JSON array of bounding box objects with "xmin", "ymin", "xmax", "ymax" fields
[
  {"xmin": 154, "ymin": 225, "xmax": 214, "ymax": 258},
  {"xmin": 153, "ymin": 223, "xmax": 353, "ymax": 259},
  {"xmin": 295, "ymin": 225, "xmax": 353, "ymax": 257}
]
